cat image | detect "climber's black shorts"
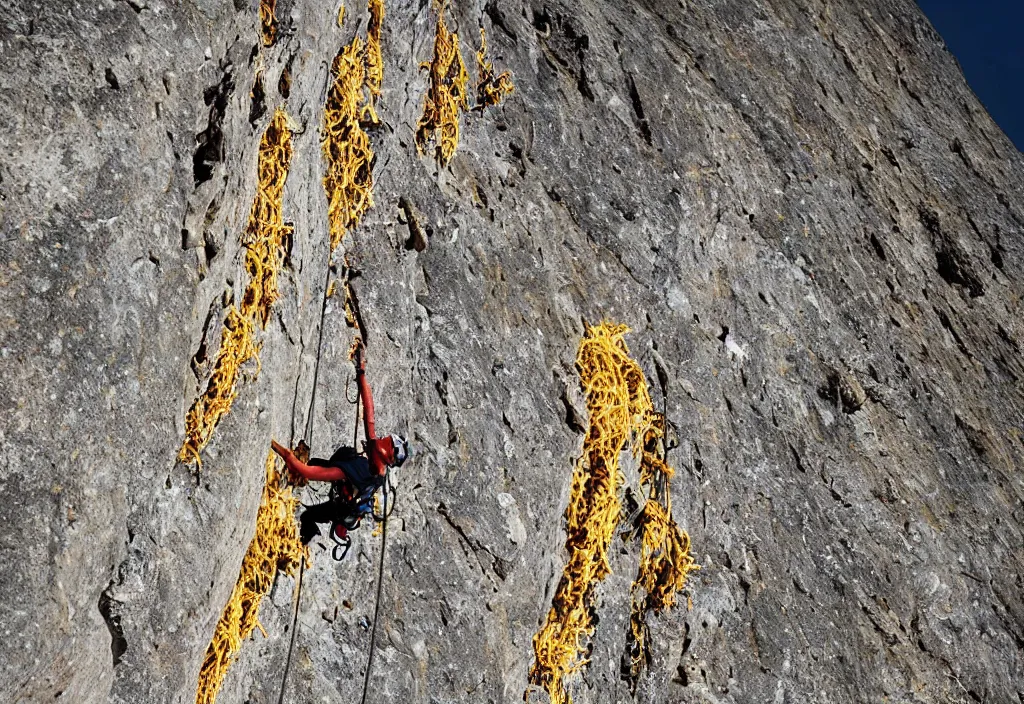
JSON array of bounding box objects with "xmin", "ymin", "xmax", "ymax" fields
[{"xmin": 299, "ymin": 498, "xmax": 357, "ymax": 543}]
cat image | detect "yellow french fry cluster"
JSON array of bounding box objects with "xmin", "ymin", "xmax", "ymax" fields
[
  {"xmin": 180, "ymin": 109, "xmax": 294, "ymax": 464},
  {"xmin": 242, "ymin": 111, "xmax": 295, "ymax": 328},
  {"xmin": 623, "ymin": 367, "xmax": 699, "ymax": 682},
  {"xmin": 195, "ymin": 452, "xmax": 308, "ymax": 704},
  {"xmin": 322, "ymin": 0, "xmax": 385, "ymax": 254},
  {"xmin": 415, "ymin": 0, "xmax": 470, "ymax": 166},
  {"xmin": 365, "ymin": 0, "xmax": 385, "ymax": 99},
  {"xmin": 259, "ymin": 0, "xmax": 278, "ymax": 46},
  {"xmin": 625, "ymin": 416, "xmax": 699, "ymax": 681},
  {"xmin": 475, "ymin": 27, "xmax": 514, "ymax": 109},
  {"xmin": 527, "ymin": 323, "xmax": 649, "ymax": 704},
  {"xmin": 527, "ymin": 323, "xmax": 697, "ymax": 703},
  {"xmin": 179, "ymin": 308, "xmax": 260, "ymax": 467}
]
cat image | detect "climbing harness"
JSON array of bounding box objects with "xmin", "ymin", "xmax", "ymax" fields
[
  {"xmin": 327, "ymin": 374, "xmax": 375, "ymax": 561},
  {"xmin": 327, "ymin": 472, "xmax": 393, "ymax": 562}
]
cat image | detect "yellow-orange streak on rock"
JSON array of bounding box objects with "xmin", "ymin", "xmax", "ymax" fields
[
  {"xmin": 179, "ymin": 108, "xmax": 293, "ymax": 464},
  {"xmin": 259, "ymin": 0, "xmax": 278, "ymax": 46},
  {"xmin": 475, "ymin": 27, "xmax": 514, "ymax": 109},
  {"xmin": 242, "ymin": 110, "xmax": 294, "ymax": 328},
  {"xmin": 195, "ymin": 452, "xmax": 307, "ymax": 704},
  {"xmin": 322, "ymin": 38, "xmax": 375, "ymax": 252},
  {"xmin": 415, "ymin": 1, "xmax": 469, "ymax": 166},
  {"xmin": 526, "ymin": 322, "xmax": 698, "ymax": 703},
  {"xmin": 526, "ymin": 323, "xmax": 648, "ymax": 704}
]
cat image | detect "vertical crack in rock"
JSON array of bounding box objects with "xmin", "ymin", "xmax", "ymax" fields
[
  {"xmin": 919, "ymin": 204, "xmax": 985, "ymax": 298},
  {"xmin": 527, "ymin": 322, "xmax": 695, "ymax": 704},
  {"xmin": 416, "ymin": 0, "xmax": 470, "ymax": 166},
  {"xmin": 193, "ymin": 67, "xmax": 236, "ymax": 187},
  {"xmin": 190, "ymin": 298, "xmax": 221, "ymax": 381},
  {"xmin": 624, "ymin": 72, "xmax": 653, "ymax": 147},
  {"xmin": 278, "ymin": 52, "xmax": 295, "ymax": 99},
  {"xmin": 249, "ymin": 67, "xmax": 268, "ymax": 126},
  {"xmin": 399, "ymin": 195, "xmax": 428, "ymax": 251},
  {"xmin": 437, "ymin": 502, "xmax": 500, "ymax": 582},
  {"xmin": 180, "ymin": 108, "xmax": 295, "ymax": 464},
  {"xmin": 195, "ymin": 453, "xmax": 307, "ymax": 704},
  {"xmin": 98, "ymin": 581, "xmax": 128, "ymax": 668}
]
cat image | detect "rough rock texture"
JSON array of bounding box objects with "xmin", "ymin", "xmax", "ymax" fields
[{"xmin": 2, "ymin": 0, "xmax": 1023, "ymax": 703}]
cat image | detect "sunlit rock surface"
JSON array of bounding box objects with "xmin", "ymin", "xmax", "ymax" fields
[{"xmin": 1, "ymin": 0, "xmax": 1022, "ymax": 702}]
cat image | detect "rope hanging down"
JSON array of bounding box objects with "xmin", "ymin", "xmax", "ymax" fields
[
  {"xmin": 359, "ymin": 473, "xmax": 389, "ymax": 704},
  {"xmin": 276, "ymin": 245, "xmax": 337, "ymax": 704},
  {"xmin": 276, "ymin": 559, "xmax": 304, "ymax": 704}
]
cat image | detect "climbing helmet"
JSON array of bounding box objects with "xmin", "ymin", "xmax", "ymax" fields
[{"xmin": 390, "ymin": 434, "xmax": 409, "ymax": 466}]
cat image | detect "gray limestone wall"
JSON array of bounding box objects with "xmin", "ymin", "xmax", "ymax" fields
[{"xmin": 1, "ymin": 0, "xmax": 1022, "ymax": 703}]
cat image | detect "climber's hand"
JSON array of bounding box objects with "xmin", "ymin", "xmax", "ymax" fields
[
  {"xmin": 270, "ymin": 439, "xmax": 289, "ymax": 458},
  {"xmin": 352, "ymin": 338, "xmax": 366, "ymax": 372}
]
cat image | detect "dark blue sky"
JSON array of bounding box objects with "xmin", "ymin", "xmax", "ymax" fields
[{"xmin": 916, "ymin": 0, "xmax": 1023, "ymax": 150}]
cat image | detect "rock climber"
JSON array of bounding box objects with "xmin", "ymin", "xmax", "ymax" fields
[{"xmin": 271, "ymin": 342, "xmax": 408, "ymax": 547}]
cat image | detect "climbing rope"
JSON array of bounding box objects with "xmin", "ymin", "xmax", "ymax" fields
[
  {"xmin": 305, "ymin": 260, "xmax": 336, "ymax": 442},
  {"xmin": 276, "ymin": 248, "xmax": 337, "ymax": 704},
  {"xmin": 276, "ymin": 558, "xmax": 304, "ymax": 704},
  {"xmin": 359, "ymin": 474, "xmax": 388, "ymax": 704}
]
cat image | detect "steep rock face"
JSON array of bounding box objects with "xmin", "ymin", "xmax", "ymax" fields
[{"xmin": 1, "ymin": 0, "xmax": 1022, "ymax": 703}]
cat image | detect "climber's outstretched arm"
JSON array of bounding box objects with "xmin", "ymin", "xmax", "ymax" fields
[
  {"xmin": 271, "ymin": 440, "xmax": 346, "ymax": 482},
  {"xmin": 354, "ymin": 348, "xmax": 377, "ymax": 442}
]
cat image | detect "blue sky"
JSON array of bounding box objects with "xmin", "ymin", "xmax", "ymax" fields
[{"xmin": 916, "ymin": 0, "xmax": 1023, "ymax": 150}]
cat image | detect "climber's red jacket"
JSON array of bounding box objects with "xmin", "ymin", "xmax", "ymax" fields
[
  {"xmin": 355, "ymin": 364, "xmax": 396, "ymax": 476},
  {"xmin": 271, "ymin": 362, "xmax": 394, "ymax": 482}
]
